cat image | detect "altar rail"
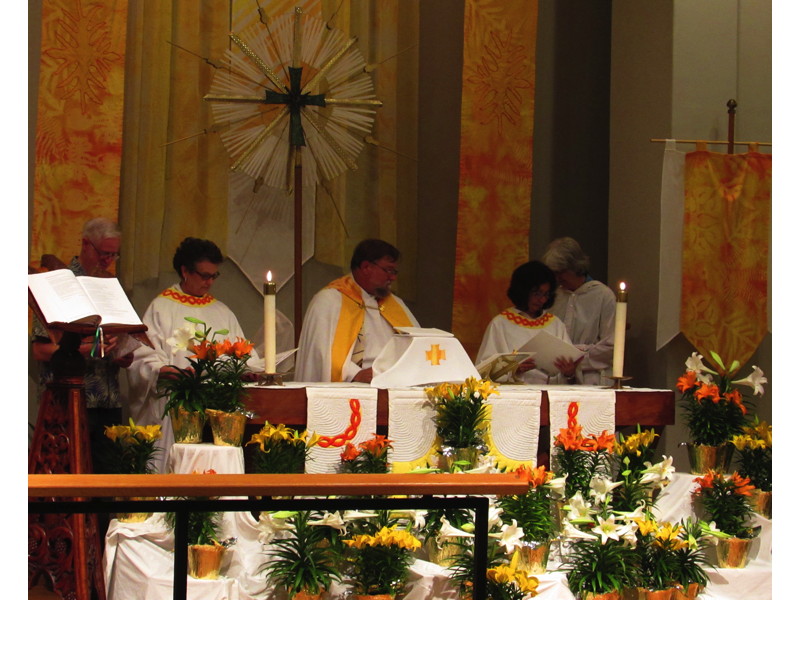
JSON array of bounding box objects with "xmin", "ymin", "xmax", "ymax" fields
[
  {"xmin": 29, "ymin": 473, "xmax": 528, "ymax": 600},
  {"xmin": 243, "ymin": 386, "xmax": 675, "ymax": 427}
]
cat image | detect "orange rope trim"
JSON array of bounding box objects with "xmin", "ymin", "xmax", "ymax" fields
[
  {"xmin": 567, "ymin": 401, "xmax": 579, "ymax": 428},
  {"xmin": 161, "ymin": 288, "xmax": 216, "ymax": 306},
  {"xmin": 500, "ymin": 310, "xmax": 554, "ymax": 329},
  {"xmin": 316, "ymin": 399, "xmax": 362, "ymax": 448}
]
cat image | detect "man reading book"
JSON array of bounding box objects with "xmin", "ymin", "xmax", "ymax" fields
[{"xmin": 31, "ymin": 218, "xmax": 133, "ymax": 472}]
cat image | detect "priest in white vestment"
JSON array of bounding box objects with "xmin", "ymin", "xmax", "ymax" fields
[
  {"xmin": 127, "ymin": 238, "xmax": 260, "ymax": 473},
  {"xmin": 295, "ymin": 239, "xmax": 419, "ymax": 383},
  {"xmin": 541, "ymin": 237, "xmax": 615, "ymax": 385}
]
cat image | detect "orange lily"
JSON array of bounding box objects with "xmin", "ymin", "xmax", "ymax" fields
[
  {"xmin": 189, "ymin": 339, "xmax": 217, "ymax": 361},
  {"xmin": 731, "ymin": 471, "xmax": 755, "ymax": 496},
  {"xmin": 676, "ymin": 371, "xmax": 698, "ymax": 393},
  {"xmin": 340, "ymin": 442, "xmax": 360, "ymax": 462},
  {"xmin": 693, "ymin": 470, "xmax": 717, "ymax": 492},
  {"xmin": 230, "ymin": 337, "xmax": 254, "ymax": 358},
  {"xmin": 694, "ymin": 383, "xmax": 721, "ymax": 403},
  {"xmin": 359, "ymin": 435, "xmax": 392, "ymax": 456},
  {"xmin": 724, "ymin": 390, "xmax": 747, "ymax": 415},
  {"xmin": 554, "ymin": 425, "xmax": 584, "ymax": 451}
]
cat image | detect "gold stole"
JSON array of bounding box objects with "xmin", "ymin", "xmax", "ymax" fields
[{"xmin": 328, "ymin": 276, "xmax": 414, "ymax": 382}]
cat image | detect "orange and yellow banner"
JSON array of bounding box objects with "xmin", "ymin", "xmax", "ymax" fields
[
  {"xmin": 681, "ymin": 150, "xmax": 771, "ymax": 368},
  {"xmin": 31, "ymin": 0, "xmax": 128, "ymax": 268},
  {"xmin": 452, "ymin": 0, "xmax": 538, "ymax": 358}
]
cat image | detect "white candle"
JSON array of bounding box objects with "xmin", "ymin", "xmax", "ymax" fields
[
  {"xmin": 612, "ymin": 282, "xmax": 627, "ymax": 377},
  {"xmin": 264, "ymin": 271, "xmax": 277, "ymax": 373}
]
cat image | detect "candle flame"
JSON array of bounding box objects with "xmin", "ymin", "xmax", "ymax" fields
[
  {"xmin": 266, "ymin": 270, "xmax": 273, "ymax": 282},
  {"xmin": 619, "ymin": 281, "xmax": 626, "ymax": 292}
]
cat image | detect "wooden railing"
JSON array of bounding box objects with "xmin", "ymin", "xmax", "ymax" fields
[{"xmin": 29, "ymin": 472, "xmax": 528, "ymax": 600}]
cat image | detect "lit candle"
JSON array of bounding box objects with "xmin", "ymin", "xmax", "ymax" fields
[
  {"xmin": 612, "ymin": 282, "xmax": 627, "ymax": 377},
  {"xmin": 264, "ymin": 271, "xmax": 277, "ymax": 374}
]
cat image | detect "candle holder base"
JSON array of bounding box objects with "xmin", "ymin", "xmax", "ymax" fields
[
  {"xmin": 257, "ymin": 372, "xmax": 284, "ymax": 386},
  {"xmin": 604, "ymin": 376, "xmax": 632, "ymax": 389}
]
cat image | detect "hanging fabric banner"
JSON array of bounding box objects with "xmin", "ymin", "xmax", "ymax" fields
[
  {"xmin": 452, "ymin": 0, "xmax": 538, "ymax": 359},
  {"xmin": 31, "ymin": 0, "xmax": 128, "ymax": 268},
  {"xmin": 680, "ymin": 149, "xmax": 771, "ymax": 367}
]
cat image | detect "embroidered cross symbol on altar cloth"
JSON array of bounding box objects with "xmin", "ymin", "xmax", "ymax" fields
[{"xmin": 426, "ymin": 344, "xmax": 446, "ymax": 366}]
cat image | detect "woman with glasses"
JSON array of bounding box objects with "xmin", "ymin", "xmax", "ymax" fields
[
  {"xmin": 476, "ymin": 260, "xmax": 581, "ymax": 384},
  {"xmin": 127, "ymin": 237, "xmax": 260, "ymax": 472}
]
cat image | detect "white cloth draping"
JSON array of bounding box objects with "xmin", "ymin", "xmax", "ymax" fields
[
  {"xmin": 486, "ymin": 386, "xmax": 542, "ymax": 468},
  {"xmin": 169, "ymin": 443, "xmax": 244, "ymax": 475},
  {"xmin": 304, "ymin": 385, "xmax": 379, "ymax": 473},
  {"xmin": 547, "ymin": 388, "xmax": 616, "ymax": 448}
]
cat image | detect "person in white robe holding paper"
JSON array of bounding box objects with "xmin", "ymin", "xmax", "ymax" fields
[
  {"xmin": 295, "ymin": 239, "xmax": 419, "ymax": 383},
  {"xmin": 541, "ymin": 237, "xmax": 616, "ymax": 385},
  {"xmin": 477, "ymin": 260, "xmax": 581, "ymax": 384},
  {"xmin": 127, "ymin": 238, "xmax": 259, "ymax": 473}
]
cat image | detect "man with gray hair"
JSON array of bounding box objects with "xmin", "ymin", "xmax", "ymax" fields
[
  {"xmin": 541, "ymin": 237, "xmax": 616, "ymax": 385},
  {"xmin": 31, "ymin": 218, "xmax": 133, "ymax": 471}
]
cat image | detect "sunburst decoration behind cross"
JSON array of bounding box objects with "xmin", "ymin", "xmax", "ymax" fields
[{"xmin": 204, "ymin": 6, "xmax": 382, "ymax": 191}]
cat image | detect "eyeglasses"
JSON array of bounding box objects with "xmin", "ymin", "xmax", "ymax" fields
[
  {"xmin": 369, "ymin": 261, "xmax": 399, "ymax": 277},
  {"xmin": 191, "ymin": 269, "xmax": 221, "ymax": 281},
  {"xmin": 86, "ymin": 239, "xmax": 120, "ymax": 260},
  {"xmin": 529, "ymin": 290, "xmax": 553, "ymax": 300}
]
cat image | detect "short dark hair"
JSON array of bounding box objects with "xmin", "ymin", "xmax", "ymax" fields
[
  {"xmin": 350, "ymin": 239, "xmax": 401, "ymax": 270},
  {"xmin": 172, "ymin": 237, "xmax": 224, "ymax": 277},
  {"xmin": 506, "ymin": 261, "xmax": 557, "ymax": 311}
]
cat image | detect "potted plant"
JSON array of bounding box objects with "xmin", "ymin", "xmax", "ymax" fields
[
  {"xmin": 676, "ymin": 351, "xmax": 767, "ymax": 474},
  {"xmin": 246, "ymin": 421, "xmax": 318, "ymax": 474},
  {"xmin": 497, "ymin": 465, "xmax": 560, "ymax": 574},
  {"xmin": 101, "ymin": 419, "xmax": 162, "ymax": 522},
  {"xmin": 732, "ymin": 419, "xmax": 772, "ymax": 518},
  {"xmin": 633, "ymin": 519, "xmax": 687, "ymax": 599},
  {"xmin": 670, "ymin": 518, "xmax": 711, "ymax": 599},
  {"xmin": 693, "ymin": 470, "xmax": 760, "ymax": 568},
  {"xmin": 165, "ymin": 470, "xmax": 236, "ymax": 580},
  {"xmin": 158, "ymin": 317, "xmax": 229, "ymax": 443},
  {"xmin": 425, "ymin": 377, "xmax": 498, "ymax": 471},
  {"xmin": 343, "ymin": 525, "xmax": 421, "ymax": 599},
  {"xmin": 260, "ymin": 510, "xmax": 343, "ymax": 599},
  {"xmin": 551, "ymin": 422, "xmax": 615, "ymax": 501},
  {"xmin": 204, "ymin": 336, "xmax": 256, "ymax": 446},
  {"xmin": 339, "ymin": 434, "xmax": 393, "ymax": 473}
]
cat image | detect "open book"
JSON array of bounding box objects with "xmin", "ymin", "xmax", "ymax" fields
[
  {"xmin": 476, "ymin": 352, "xmax": 531, "ymax": 382},
  {"xmin": 28, "ymin": 269, "xmax": 144, "ymax": 330},
  {"xmin": 518, "ymin": 330, "xmax": 583, "ymax": 376}
]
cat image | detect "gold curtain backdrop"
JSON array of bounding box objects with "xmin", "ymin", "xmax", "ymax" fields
[
  {"xmin": 452, "ymin": 0, "xmax": 538, "ymax": 358},
  {"xmin": 680, "ymin": 150, "xmax": 771, "ymax": 368},
  {"xmin": 115, "ymin": 0, "xmax": 419, "ymax": 303},
  {"xmin": 31, "ymin": 0, "xmax": 128, "ymax": 269}
]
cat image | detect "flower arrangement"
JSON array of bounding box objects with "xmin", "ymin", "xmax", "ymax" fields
[
  {"xmin": 340, "ymin": 434, "xmax": 393, "ymax": 474},
  {"xmin": 693, "ymin": 470, "xmax": 758, "ymax": 539},
  {"xmin": 247, "ymin": 421, "xmax": 318, "ymax": 474},
  {"xmin": 101, "ymin": 419, "xmax": 162, "ymax": 474},
  {"xmin": 676, "ymin": 351, "xmax": 767, "ymax": 446},
  {"xmin": 203, "ymin": 337, "xmax": 255, "ymax": 413},
  {"xmin": 671, "ymin": 518, "xmax": 711, "ymax": 596},
  {"xmin": 551, "ymin": 423, "xmax": 615, "ymax": 500},
  {"xmin": 633, "ymin": 519, "xmax": 694, "ymax": 593},
  {"xmin": 343, "ymin": 525, "xmax": 422, "ymax": 598},
  {"xmin": 260, "ymin": 510, "xmax": 343, "ymax": 598},
  {"xmin": 158, "ymin": 317, "xmax": 225, "ymax": 415},
  {"xmin": 732, "ymin": 419, "xmax": 772, "ymax": 492},
  {"xmin": 497, "ymin": 465, "xmax": 561, "ymax": 545},
  {"xmin": 425, "ymin": 377, "xmax": 498, "ymax": 454}
]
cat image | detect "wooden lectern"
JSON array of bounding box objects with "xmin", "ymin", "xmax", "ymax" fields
[{"xmin": 28, "ymin": 277, "xmax": 150, "ymax": 599}]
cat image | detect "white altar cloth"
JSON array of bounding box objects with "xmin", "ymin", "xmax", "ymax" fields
[{"xmin": 169, "ymin": 443, "xmax": 244, "ymax": 475}]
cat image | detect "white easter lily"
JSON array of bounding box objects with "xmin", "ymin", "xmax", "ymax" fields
[
  {"xmin": 545, "ymin": 475, "xmax": 567, "ymax": 498},
  {"xmin": 256, "ymin": 511, "xmax": 296, "ymax": 544},
  {"xmin": 307, "ymin": 511, "xmax": 348, "ymax": 533},
  {"xmin": 436, "ymin": 516, "xmax": 475, "ymax": 547},
  {"xmin": 493, "ymin": 519, "xmax": 525, "ymax": 554},
  {"xmin": 732, "ymin": 365, "xmax": 768, "ymax": 396},
  {"xmin": 565, "ymin": 492, "xmax": 596, "ymax": 521},
  {"xmin": 591, "ymin": 514, "xmax": 625, "ymax": 545},
  {"xmin": 487, "ymin": 505, "xmax": 504, "ymax": 530},
  {"xmin": 640, "ymin": 455, "xmax": 676, "ymax": 486},
  {"xmin": 562, "ymin": 520, "xmax": 598, "ymax": 541},
  {"xmin": 341, "ymin": 510, "xmax": 379, "ymax": 521},
  {"xmin": 685, "ymin": 352, "xmax": 715, "ymax": 375},
  {"xmin": 166, "ymin": 323, "xmax": 195, "ymax": 352},
  {"xmin": 588, "ymin": 476, "xmax": 623, "ymax": 505}
]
